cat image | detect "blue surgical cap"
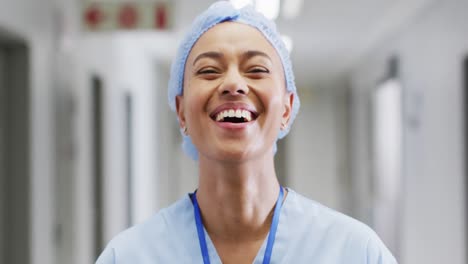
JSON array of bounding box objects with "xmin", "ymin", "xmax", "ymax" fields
[{"xmin": 168, "ymin": 1, "xmax": 300, "ymax": 160}]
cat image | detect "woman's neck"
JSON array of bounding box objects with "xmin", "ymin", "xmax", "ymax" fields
[{"xmin": 196, "ymin": 154, "xmax": 281, "ymax": 243}]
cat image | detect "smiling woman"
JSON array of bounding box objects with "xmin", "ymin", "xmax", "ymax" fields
[
  {"xmin": 178, "ymin": 22, "xmax": 291, "ymax": 162},
  {"xmin": 96, "ymin": 2, "xmax": 397, "ymax": 264}
]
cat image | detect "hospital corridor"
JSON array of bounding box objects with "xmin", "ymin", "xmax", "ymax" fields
[{"xmin": 0, "ymin": 0, "xmax": 467, "ymax": 263}]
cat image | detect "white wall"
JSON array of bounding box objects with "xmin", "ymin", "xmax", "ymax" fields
[
  {"xmin": 349, "ymin": 0, "xmax": 467, "ymax": 262},
  {"xmin": 288, "ymin": 80, "xmax": 351, "ymax": 213},
  {"xmin": 0, "ymin": 1, "xmax": 57, "ymax": 264},
  {"xmin": 71, "ymin": 31, "xmax": 183, "ymax": 263},
  {"xmin": 153, "ymin": 61, "xmax": 199, "ymax": 209}
]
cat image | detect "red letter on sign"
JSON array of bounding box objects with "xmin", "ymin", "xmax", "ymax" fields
[
  {"xmin": 85, "ymin": 5, "xmax": 103, "ymax": 28},
  {"xmin": 119, "ymin": 4, "xmax": 138, "ymax": 29},
  {"xmin": 155, "ymin": 4, "xmax": 167, "ymax": 29}
]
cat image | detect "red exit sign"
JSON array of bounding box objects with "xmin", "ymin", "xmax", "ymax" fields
[{"xmin": 83, "ymin": 1, "xmax": 171, "ymax": 31}]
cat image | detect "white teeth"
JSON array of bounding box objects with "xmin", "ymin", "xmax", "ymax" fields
[
  {"xmin": 214, "ymin": 109, "xmax": 254, "ymax": 122},
  {"xmin": 243, "ymin": 110, "xmax": 252, "ymax": 122}
]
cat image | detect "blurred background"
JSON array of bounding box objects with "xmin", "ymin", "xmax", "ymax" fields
[{"xmin": 0, "ymin": 0, "xmax": 466, "ymax": 263}]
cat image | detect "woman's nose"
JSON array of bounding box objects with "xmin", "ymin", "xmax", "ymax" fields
[{"xmin": 219, "ymin": 69, "xmax": 249, "ymax": 96}]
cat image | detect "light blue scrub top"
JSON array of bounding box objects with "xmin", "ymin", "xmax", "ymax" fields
[{"xmin": 96, "ymin": 189, "xmax": 397, "ymax": 264}]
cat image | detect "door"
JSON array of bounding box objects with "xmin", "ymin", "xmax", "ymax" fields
[
  {"xmin": 0, "ymin": 38, "xmax": 6, "ymax": 264},
  {"xmin": 0, "ymin": 33, "xmax": 30, "ymax": 264},
  {"xmin": 91, "ymin": 76, "xmax": 104, "ymax": 259}
]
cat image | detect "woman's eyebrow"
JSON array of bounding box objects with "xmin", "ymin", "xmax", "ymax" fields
[
  {"xmin": 192, "ymin": 51, "xmax": 224, "ymax": 66},
  {"xmin": 242, "ymin": 50, "xmax": 272, "ymax": 62}
]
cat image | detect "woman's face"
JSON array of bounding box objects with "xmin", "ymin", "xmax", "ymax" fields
[{"xmin": 176, "ymin": 22, "xmax": 293, "ymax": 162}]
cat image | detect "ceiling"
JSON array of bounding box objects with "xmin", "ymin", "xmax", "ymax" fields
[{"xmin": 173, "ymin": 0, "xmax": 436, "ymax": 87}]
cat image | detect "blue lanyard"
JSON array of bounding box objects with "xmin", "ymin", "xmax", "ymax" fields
[{"xmin": 190, "ymin": 187, "xmax": 284, "ymax": 264}]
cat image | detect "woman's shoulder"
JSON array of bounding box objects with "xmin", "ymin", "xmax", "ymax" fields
[
  {"xmin": 111, "ymin": 195, "xmax": 190, "ymax": 243},
  {"xmin": 283, "ymin": 188, "xmax": 397, "ymax": 263},
  {"xmin": 286, "ymin": 188, "xmax": 377, "ymax": 237},
  {"xmin": 96, "ymin": 194, "xmax": 195, "ymax": 263}
]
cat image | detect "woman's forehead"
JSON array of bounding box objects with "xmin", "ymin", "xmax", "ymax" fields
[{"xmin": 188, "ymin": 22, "xmax": 279, "ymax": 61}]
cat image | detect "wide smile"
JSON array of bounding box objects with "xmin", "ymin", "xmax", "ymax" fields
[{"xmin": 209, "ymin": 104, "xmax": 259, "ymax": 128}]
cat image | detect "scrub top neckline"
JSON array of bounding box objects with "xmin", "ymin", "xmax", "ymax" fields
[{"xmin": 188, "ymin": 187, "xmax": 293, "ymax": 264}]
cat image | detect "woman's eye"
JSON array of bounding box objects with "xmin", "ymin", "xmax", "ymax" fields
[
  {"xmin": 197, "ymin": 68, "xmax": 219, "ymax": 75},
  {"xmin": 248, "ymin": 67, "xmax": 269, "ymax": 73}
]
